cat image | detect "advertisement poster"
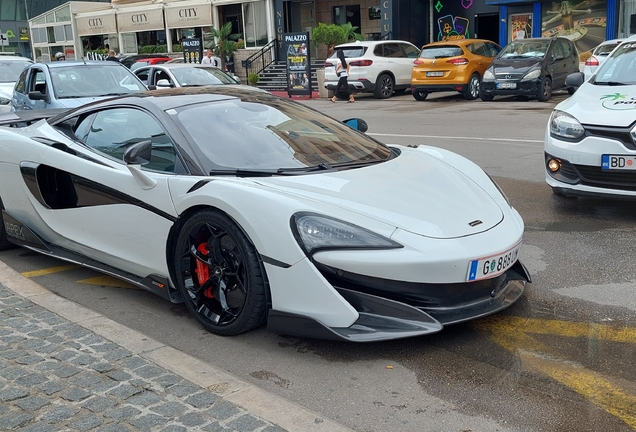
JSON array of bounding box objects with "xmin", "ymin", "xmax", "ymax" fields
[
  {"xmin": 542, "ymin": 0, "xmax": 607, "ymax": 55},
  {"xmin": 283, "ymin": 32, "xmax": 311, "ymax": 97},
  {"xmin": 510, "ymin": 14, "xmax": 533, "ymax": 41},
  {"xmin": 182, "ymin": 37, "xmax": 202, "ymax": 64}
]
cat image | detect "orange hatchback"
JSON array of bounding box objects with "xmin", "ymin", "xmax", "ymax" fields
[{"xmin": 411, "ymin": 39, "xmax": 501, "ymax": 101}]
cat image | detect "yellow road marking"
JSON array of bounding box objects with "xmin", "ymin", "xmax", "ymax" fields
[
  {"xmin": 473, "ymin": 315, "xmax": 636, "ymax": 429},
  {"xmin": 76, "ymin": 275, "xmax": 139, "ymax": 289},
  {"xmin": 21, "ymin": 265, "xmax": 80, "ymax": 278}
]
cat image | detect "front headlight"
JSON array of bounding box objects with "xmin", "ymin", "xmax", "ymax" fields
[
  {"xmin": 483, "ymin": 68, "xmax": 494, "ymax": 80},
  {"xmin": 550, "ymin": 110, "xmax": 585, "ymax": 140},
  {"xmin": 291, "ymin": 212, "xmax": 402, "ymax": 256},
  {"xmin": 521, "ymin": 69, "xmax": 541, "ymax": 81},
  {"xmin": 0, "ymin": 97, "xmax": 11, "ymax": 105}
]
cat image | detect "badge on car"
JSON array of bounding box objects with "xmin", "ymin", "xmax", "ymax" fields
[
  {"xmin": 602, "ymin": 155, "xmax": 636, "ymax": 170},
  {"xmin": 466, "ymin": 242, "xmax": 521, "ymax": 281}
]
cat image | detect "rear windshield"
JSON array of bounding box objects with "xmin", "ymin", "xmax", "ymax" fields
[
  {"xmin": 418, "ymin": 46, "xmax": 463, "ymax": 59},
  {"xmin": 594, "ymin": 42, "xmax": 621, "ymax": 56},
  {"xmin": 328, "ymin": 47, "xmax": 367, "ymax": 59}
]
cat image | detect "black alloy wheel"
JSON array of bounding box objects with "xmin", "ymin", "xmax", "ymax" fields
[
  {"xmin": 412, "ymin": 90, "xmax": 428, "ymax": 101},
  {"xmin": 174, "ymin": 209, "xmax": 267, "ymax": 336},
  {"xmin": 374, "ymin": 73, "xmax": 394, "ymax": 99},
  {"xmin": 463, "ymin": 73, "xmax": 480, "ymax": 100},
  {"xmin": 537, "ymin": 76, "xmax": 552, "ymax": 101}
]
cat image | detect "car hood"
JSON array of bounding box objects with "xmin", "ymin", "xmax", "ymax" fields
[
  {"xmin": 256, "ymin": 150, "xmax": 504, "ymax": 239},
  {"xmin": 0, "ymin": 83, "xmax": 15, "ymax": 99},
  {"xmin": 492, "ymin": 58, "xmax": 542, "ymax": 75},
  {"xmin": 556, "ymin": 82, "xmax": 636, "ymax": 127}
]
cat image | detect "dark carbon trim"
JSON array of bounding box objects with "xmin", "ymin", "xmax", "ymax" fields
[
  {"xmin": 187, "ymin": 180, "xmax": 212, "ymax": 193},
  {"xmin": 261, "ymin": 255, "xmax": 291, "ymax": 268}
]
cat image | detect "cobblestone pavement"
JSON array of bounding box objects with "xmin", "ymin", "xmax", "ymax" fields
[{"xmin": 0, "ymin": 283, "xmax": 287, "ymax": 432}]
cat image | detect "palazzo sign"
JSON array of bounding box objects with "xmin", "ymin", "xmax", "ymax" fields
[
  {"xmin": 182, "ymin": 38, "xmax": 203, "ymax": 64},
  {"xmin": 165, "ymin": 4, "xmax": 212, "ymax": 28},
  {"xmin": 117, "ymin": 8, "xmax": 164, "ymax": 32},
  {"xmin": 283, "ymin": 32, "xmax": 311, "ymax": 97}
]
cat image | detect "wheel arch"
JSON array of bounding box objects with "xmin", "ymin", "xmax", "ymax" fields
[
  {"xmin": 165, "ymin": 204, "xmax": 272, "ymax": 309},
  {"xmin": 374, "ymin": 70, "xmax": 396, "ymax": 85}
]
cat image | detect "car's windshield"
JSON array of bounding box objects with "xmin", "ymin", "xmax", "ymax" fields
[
  {"xmin": 0, "ymin": 60, "xmax": 31, "ymax": 83},
  {"xmin": 593, "ymin": 42, "xmax": 636, "ymax": 85},
  {"xmin": 171, "ymin": 67, "xmax": 237, "ymax": 86},
  {"xmin": 594, "ymin": 42, "xmax": 621, "ymax": 56},
  {"xmin": 50, "ymin": 65, "xmax": 147, "ymax": 98},
  {"xmin": 498, "ymin": 40, "xmax": 550, "ymax": 59},
  {"xmin": 171, "ymin": 96, "xmax": 391, "ymax": 171},
  {"xmin": 419, "ymin": 46, "xmax": 463, "ymax": 59}
]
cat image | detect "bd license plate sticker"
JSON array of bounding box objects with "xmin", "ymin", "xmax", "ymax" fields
[
  {"xmin": 466, "ymin": 243, "xmax": 521, "ymax": 282},
  {"xmin": 601, "ymin": 155, "xmax": 636, "ymax": 170}
]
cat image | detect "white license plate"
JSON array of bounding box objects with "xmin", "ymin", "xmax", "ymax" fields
[
  {"xmin": 602, "ymin": 155, "xmax": 636, "ymax": 170},
  {"xmin": 466, "ymin": 243, "xmax": 521, "ymax": 282},
  {"xmin": 426, "ymin": 71, "xmax": 444, "ymax": 77},
  {"xmin": 496, "ymin": 83, "xmax": 517, "ymax": 89}
]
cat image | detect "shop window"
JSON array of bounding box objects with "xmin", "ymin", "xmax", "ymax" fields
[
  {"xmin": 0, "ymin": 0, "xmax": 17, "ymax": 21},
  {"xmin": 243, "ymin": 1, "xmax": 267, "ymax": 47},
  {"xmin": 47, "ymin": 27, "xmax": 55, "ymax": 44},
  {"xmin": 619, "ymin": 0, "xmax": 636, "ymax": 37},
  {"xmin": 55, "ymin": 5, "xmax": 70, "ymax": 22},
  {"xmin": 54, "ymin": 26, "xmax": 65, "ymax": 43},
  {"xmin": 64, "ymin": 25, "xmax": 72, "ymax": 41},
  {"xmin": 46, "ymin": 12, "xmax": 55, "ymax": 23},
  {"xmin": 333, "ymin": 5, "xmax": 361, "ymax": 28}
]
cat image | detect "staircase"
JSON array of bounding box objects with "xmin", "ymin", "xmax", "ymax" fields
[{"xmin": 256, "ymin": 60, "xmax": 325, "ymax": 92}]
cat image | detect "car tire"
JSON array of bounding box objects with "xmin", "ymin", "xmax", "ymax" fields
[
  {"xmin": 537, "ymin": 77, "xmax": 552, "ymax": 101},
  {"xmin": 174, "ymin": 209, "xmax": 267, "ymax": 336},
  {"xmin": 463, "ymin": 73, "xmax": 480, "ymax": 100},
  {"xmin": 480, "ymin": 93, "xmax": 494, "ymax": 101},
  {"xmin": 567, "ymin": 87, "xmax": 576, "ymax": 95},
  {"xmin": 374, "ymin": 74, "xmax": 394, "ymax": 99},
  {"xmin": 0, "ymin": 198, "xmax": 15, "ymax": 251},
  {"xmin": 412, "ymin": 90, "xmax": 428, "ymax": 101}
]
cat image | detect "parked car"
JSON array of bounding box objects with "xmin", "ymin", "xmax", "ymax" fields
[
  {"xmin": 12, "ymin": 61, "xmax": 147, "ymax": 111},
  {"xmin": 324, "ymin": 40, "xmax": 421, "ymax": 99},
  {"xmin": 480, "ymin": 37, "xmax": 579, "ymax": 101},
  {"xmin": 133, "ymin": 64, "xmax": 246, "ymax": 89},
  {"xmin": 545, "ymin": 35, "xmax": 636, "ymax": 198},
  {"xmin": 130, "ymin": 57, "xmax": 171, "ymax": 71},
  {"xmin": 411, "ymin": 39, "xmax": 501, "ymax": 101},
  {"xmin": 0, "ymin": 86, "xmax": 529, "ymax": 341},
  {"xmin": 120, "ymin": 54, "xmax": 170, "ymax": 69},
  {"xmin": 0, "ymin": 55, "xmax": 32, "ymax": 113},
  {"xmin": 582, "ymin": 38, "xmax": 623, "ymax": 80}
]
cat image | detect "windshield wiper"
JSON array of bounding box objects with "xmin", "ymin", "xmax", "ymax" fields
[
  {"xmin": 595, "ymin": 81, "xmax": 630, "ymax": 86},
  {"xmin": 209, "ymin": 163, "xmax": 334, "ymax": 177}
]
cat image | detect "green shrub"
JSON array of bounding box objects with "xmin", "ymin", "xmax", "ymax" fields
[
  {"xmin": 172, "ymin": 44, "xmax": 183, "ymax": 52},
  {"xmin": 248, "ymin": 73, "xmax": 259, "ymax": 86},
  {"xmin": 139, "ymin": 45, "xmax": 156, "ymax": 54},
  {"xmin": 154, "ymin": 45, "xmax": 168, "ymax": 53},
  {"xmin": 312, "ymin": 23, "xmax": 346, "ymax": 51}
]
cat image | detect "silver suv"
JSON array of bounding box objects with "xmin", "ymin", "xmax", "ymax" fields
[{"xmin": 324, "ymin": 40, "xmax": 420, "ymax": 99}]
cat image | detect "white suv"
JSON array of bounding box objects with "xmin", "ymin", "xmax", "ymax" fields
[
  {"xmin": 324, "ymin": 40, "xmax": 420, "ymax": 99},
  {"xmin": 0, "ymin": 55, "xmax": 32, "ymax": 113}
]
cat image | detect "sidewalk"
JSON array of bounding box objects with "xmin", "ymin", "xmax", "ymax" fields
[{"xmin": 0, "ymin": 260, "xmax": 354, "ymax": 432}]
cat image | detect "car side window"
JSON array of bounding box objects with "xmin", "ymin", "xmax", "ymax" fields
[
  {"xmin": 29, "ymin": 70, "xmax": 47, "ymax": 94},
  {"xmin": 14, "ymin": 69, "xmax": 28, "ymax": 94},
  {"xmin": 486, "ymin": 42, "xmax": 502, "ymax": 57},
  {"xmin": 559, "ymin": 39, "xmax": 572, "ymax": 58},
  {"xmin": 401, "ymin": 43, "xmax": 420, "ymax": 58},
  {"xmin": 383, "ymin": 43, "xmax": 403, "ymax": 58},
  {"xmin": 136, "ymin": 68, "xmax": 150, "ymax": 85},
  {"xmin": 469, "ymin": 42, "xmax": 486, "ymax": 56},
  {"xmin": 80, "ymin": 108, "xmax": 185, "ymax": 174}
]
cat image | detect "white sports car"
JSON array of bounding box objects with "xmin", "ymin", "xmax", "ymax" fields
[{"xmin": 0, "ymin": 87, "xmax": 530, "ymax": 342}]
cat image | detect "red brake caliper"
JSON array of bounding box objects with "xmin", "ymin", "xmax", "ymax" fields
[{"xmin": 194, "ymin": 243, "xmax": 215, "ymax": 299}]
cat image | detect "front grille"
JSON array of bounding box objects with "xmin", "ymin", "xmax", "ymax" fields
[
  {"xmin": 495, "ymin": 73, "xmax": 523, "ymax": 80},
  {"xmin": 574, "ymin": 164, "xmax": 636, "ymax": 191},
  {"xmin": 585, "ymin": 125, "xmax": 635, "ymax": 150}
]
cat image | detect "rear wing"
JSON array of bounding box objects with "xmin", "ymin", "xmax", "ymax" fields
[{"xmin": 0, "ymin": 109, "xmax": 68, "ymax": 128}]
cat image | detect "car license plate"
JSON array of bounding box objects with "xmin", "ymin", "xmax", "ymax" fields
[
  {"xmin": 426, "ymin": 71, "xmax": 444, "ymax": 77},
  {"xmin": 602, "ymin": 155, "xmax": 636, "ymax": 170},
  {"xmin": 496, "ymin": 83, "xmax": 517, "ymax": 89},
  {"xmin": 466, "ymin": 243, "xmax": 521, "ymax": 282}
]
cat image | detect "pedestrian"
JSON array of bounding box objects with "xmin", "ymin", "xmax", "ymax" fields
[
  {"xmin": 105, "ymin": 50, "xmax": 120, "ymax": 62},
  {"xmin": 201, "ymin": 49, "xmax": 214, "ymax": 65},
  {"xmin": 55, "ymin": 52, "xmax": 65, "ymax": 61},
  {"xmin": 332, "ymin": 49, "xmax": 354, "ymax": 103}
]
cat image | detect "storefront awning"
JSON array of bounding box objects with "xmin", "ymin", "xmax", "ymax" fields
[
  {"xmin": 117, "ymin": 5, "xmax": 165, "ymax": 32},
  {"xmin": 75, "ymin": 10, "xmax": 117, "ymax": 36},
  {"xmin": 165, "ymin": 1, "xmax": 212, "ymax": 28}
]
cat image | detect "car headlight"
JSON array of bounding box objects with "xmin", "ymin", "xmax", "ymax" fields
[
  {"xmin": 550, "ymin": 110, "xmax": 585, "ymax": 140},
  {"xmin": 521, "ymin": 69, "xmax": 541, "ymax": 81},
  {"xmin": 0, "ymin": 97, "xmax": 11, "ymax": 105},
  {"xmin": 291, "ymin": 212, "xmax": 402, "ymax": 256},
  {"xmin": 483, "ymin": 68, "xmax": 494, "ymax": 80}
]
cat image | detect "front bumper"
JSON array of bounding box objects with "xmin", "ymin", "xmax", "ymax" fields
[{"xmin": 481, "ymin": 79, "xmax": 540, "ymax": 96}]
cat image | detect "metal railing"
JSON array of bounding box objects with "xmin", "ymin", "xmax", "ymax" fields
[{"xmin": 242, "ymin": 39, "xmax": 278, "ymax": 78}]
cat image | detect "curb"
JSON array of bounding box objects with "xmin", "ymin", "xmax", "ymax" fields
[{"xmin": 0, "ymin": 259, "xmax": 355, "ymax": 432}]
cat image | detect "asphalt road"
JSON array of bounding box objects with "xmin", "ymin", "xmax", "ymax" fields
[{"xmin": 1, "ymin": 90, "xmax": 635, "ymax": 432}]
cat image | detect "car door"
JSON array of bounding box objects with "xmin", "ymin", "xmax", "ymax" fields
[
  {"xmin": 549, "ymin": 39, "xmax": 570, "ymax": 88},
  {"xmin": 24, "ymin": 106, "xmax": 188, "ymax": 279},
  {"xmin": 398, "ymin": 43, "xmax": 421, "ymax": 84},
  {"xmin": 381, "ymin": 42, "xmax": 410, "ymax": 85},
  {"xmin": 135, "ymin": 67, "xmax": 151, "ymax": 87},
  {"xmin": 11, "ymin": 68, "xmax": 29, "ymax": 111}
]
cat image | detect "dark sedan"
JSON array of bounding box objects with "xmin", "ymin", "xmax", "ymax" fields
[{"xmin": 480, "ymin": 37, "xmax": 579, "ymax": 101}]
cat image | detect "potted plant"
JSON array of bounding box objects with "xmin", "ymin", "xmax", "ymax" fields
[
  {"xmin": 248, "ymin": 73, "xmax": 259, "ymax": 86},
  {"xmin": 312, "ymin": 23, "xmax": 346, "ymax": 56}
]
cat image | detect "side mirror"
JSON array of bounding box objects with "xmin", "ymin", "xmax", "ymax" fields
[
  {"xmin": 28, "ymin": 91, "xmax": 48, "ymax": 101},
  {"xmin": 124, "ymin": 140, "xmax": 152, "ymax": 165},
  {"xmin": 156, "ymin": 79, "xmax": 172, "ymax": 88},
  {"xmin": 565, "ymin": 71, "xmax": 585, "ymax": 88},
  {"xmin": 343, "ymin": 118, "xmax": 368, "ymax": 133},
  {"xmin": 147, "ymin": 85, "xmax": 157, "ymax": 91}
]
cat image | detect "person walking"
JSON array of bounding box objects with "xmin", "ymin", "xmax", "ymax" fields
[
  {"xmin": 105, "ymin": 50, "xmax": 120, "ymax": 62},
  {"xmin": 55, "ymin": 52, "xmax": 66, "ymax": 61},
  {"xmin": 332, "ymin": 50, "xmax": 354, "ymax": 103}
]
